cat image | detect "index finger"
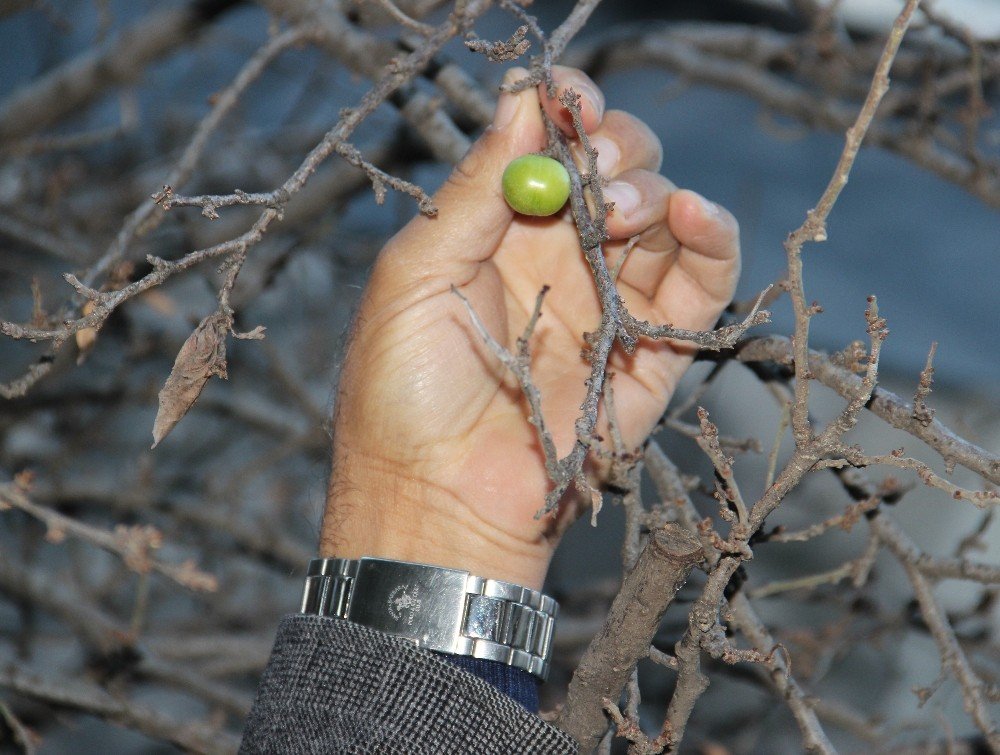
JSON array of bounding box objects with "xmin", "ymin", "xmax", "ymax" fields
[{"xmin": 539, "ymin": 66, "xmax": 605, "ymax": 136}]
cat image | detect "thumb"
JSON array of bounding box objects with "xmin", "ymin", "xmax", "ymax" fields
[{"xmin": 387, "ymin": 67, "xmax": 546, "ymax": 272}]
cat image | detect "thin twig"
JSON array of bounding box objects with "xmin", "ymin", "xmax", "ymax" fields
[
  {"xmin": 452, "ymin": 284, "xmax": 561, "ymax": 480},
  {"xmin": 0, "ymin": 23, "xmax": 314, "ymax": 397},
  {"xmin": 371, "ymin": 0, "xmax": 435, "ymax": 35},
  {"xmin": 728, "ymin": 593, "xmax": 837, "ymax": 753},
  {"xmin": 783, "ymin": 0, "xmax": 921, "ymax": 447},
  {"xmin": 0, "ymin": 481, "xmax": 217, "ymax": 592},
  {"xmin": 912, "ymin": 341, "xmax": 938, "ymax": 426},
  {"xmin": 821, "ymin": 448, "xmax": 998, "ymax": 509},
  {"xmin": 880, "ymin": 529, "xmax": 1000, "ymax": 748},
  {"xmin": 735, "ymin": 335, "xmax": 1000, "ymax": 486},
  {"xmin": 0, "ymin": 667, "xmax": 240, "ymax": 755},
  {"xmin": 0, "ymin": 699, "xmax": 36, "ymax": 755}
]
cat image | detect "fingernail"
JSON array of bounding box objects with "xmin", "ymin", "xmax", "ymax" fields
[
  {"xmin": 577, "ymin": 81, "xmax": 605, "ymax": 121},
  {"xmin": 492, "ymin": 91, "xmax": 520, "ymax": 131},
  {"xmin": 604, "ymin": 181, "xmax": 641, "ymax": 218},
  {"xmin": 590, "ymin": 137, "xmax": 619, "ymax": 176},
  {"xmin": 693, "ymin": 191, "xmax": 721, "ymax": 218},
  {"xmin": 493, "ymin": 70, "xmax": 524, "ymax": 131}
]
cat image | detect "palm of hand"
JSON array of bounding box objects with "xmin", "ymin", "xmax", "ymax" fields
[{"xmin": 335, "ymin": 210, "xmax": 731, "ymax": 540}]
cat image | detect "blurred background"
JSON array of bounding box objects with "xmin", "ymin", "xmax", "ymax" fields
[{"xmin": 0, "ymin": 1, "xmax": 997, "ymax": 752}]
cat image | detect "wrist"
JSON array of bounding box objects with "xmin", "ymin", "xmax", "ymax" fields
[{"xmin": 321, "ymin": 455, "xmax": 552, "ymax": 591}]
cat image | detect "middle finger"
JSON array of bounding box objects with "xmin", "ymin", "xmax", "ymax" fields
[{"xmin": 574, "ymin": 110, "xmax": 663, "ymax": 177}]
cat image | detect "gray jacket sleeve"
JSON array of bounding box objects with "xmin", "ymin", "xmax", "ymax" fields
[{"xmin": 239, "ymin": 614, "xmax": 578, "ymax": 754}]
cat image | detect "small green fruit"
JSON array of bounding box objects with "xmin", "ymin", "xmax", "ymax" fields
[{"xmin": 502, "ymin": 155, "xmax": 571, "ymax": 217}]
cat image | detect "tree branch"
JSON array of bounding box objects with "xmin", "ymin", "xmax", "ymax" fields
[
  {"xmin": 0, "ymin": 481, "xmax": 217, "ymax": 592},
  {"xmin": 555, "ymin": 524, "xmax": 704, "ymax": 751},
  {"xmin": 0, "ymin": 667, "xmax": 240, "ymax": 755},
  {"xmin": 735, "ymin": 335, "xmax": 1000, "ymax": 486}
]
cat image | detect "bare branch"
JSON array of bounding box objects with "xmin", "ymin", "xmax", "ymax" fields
[
  {"xmin": 912, "ymin": 341, "xmax": 938, "ymax": 427},
  {"xmin": 786, "ymin": 2, "xmax": 923, "ymax": 249},
  {"xmin": 621, "ymin": 287, "xmax": 771, "ymax": 350},
  {"xmin": 728, "ymin": 593, "xmax": 837, "ymax": 754},
  {"xmin": 824, "ymin": 447, "xmax": 998, "ymax": 509},
  {"xmin": 766, "ymin": 494, "xmax": 880, "ymax": 543},
  {"xmin": 735, "ymin": 335, "xmax": 1000, "ymax": 486},
  {"xmin": 0, "ymin": 481, "xmax": 217, "ymax": 592},
  {"xmin": 0, "ymin": 667, "xmax": 240, "ymax": 755},
  {"xmin": 784, "ymin": 0, "xmax": 919, "ymax": 443},
  {"xmin": 663, "ymin": 556, "xmax": 742, "ymax": 752},
  {"xmin": 645, "ymin": 438, "xmax": 837, "ymax": 753},
  {"xmin": 881, "ymin": 528, "xmax": 1000, "ymax": 748},
  {"xmin": 0, "ymin": 23, "xmax": 314, "ymax": 397},
  {"xmin": 0, "ymin": 698, "xmax": 36, "ymax": 755},
  {"xmin": 452, "ymin": 284, "xmax": 562, "ymax": 482},
  {"xmin": 556, "ymin": 525, "xmax": 704, "ymax": 751},
  {"xmin": 570, "ymin": 20, "xmax": 1000, "ymax": 208},
  {"xmin": 0, "ymin": 7, "xmax": 487, "ymax": 355},
  {"xmin": 370, "ymin": 0, "xmax": 436, "ymax": 35},
  {"xmin": 872, "ymin": 514, "xmax": 1000, "ymax": 585},
  {"xmin": 0, "ymin": 2, "xmax": 235, "ymax": 141},
  {"xmin": 0, "ymin": 211, "xmax": 94, "ymax": 262},
  {"xmin": 694, "ymin": 407, "xmax": 749, "ymax": 528}
]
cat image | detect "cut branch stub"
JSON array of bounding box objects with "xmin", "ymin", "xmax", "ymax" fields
[
  {"xmin": 151, "ymin": 312, "xmax": 230, "ymax": 448},
  {"xmin": 555, "ymin": 524, "xmax": 704, "ymax": 751}
]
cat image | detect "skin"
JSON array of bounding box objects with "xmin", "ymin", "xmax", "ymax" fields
[{"xmin": 322, "ymin": 66, "xmax": 741, "ymax": 590}]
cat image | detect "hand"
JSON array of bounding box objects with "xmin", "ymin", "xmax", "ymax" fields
[{"xmin": 322, "ymin": 66, "xmax": 740, "ymax": 589}]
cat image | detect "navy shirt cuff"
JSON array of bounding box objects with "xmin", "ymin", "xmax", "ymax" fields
[{"xmin": 434, "ymin": 653, "xmax": 540, "ymax": 713}]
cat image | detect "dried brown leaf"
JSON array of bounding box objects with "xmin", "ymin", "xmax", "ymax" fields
[
  {"xmin": 233, "ymin": 324, "xmax": 266, "ymax": 340},
  {"xmin": 75, "ymin": 300, "xmax": 98, "ymax": 364},
  {"xmin": 139, "ymin": 289, "xmax": 178, "ymax": 317},
  {"xmin": 174, "ymin": 558, "xmax": 220, "ymax": 592},
  {"xmin": 114, "ymin": 524, "xmax": 163, "ymax": 573},
  {"xmin": 151, "ymin": 312, "xmax": 229, "ymax": 448},
  {"xmin": 13, "ymin": 469, "xmax": 35, "ymax": 491},
  {"xmin": 30, "ymin": 278, "xmax": 46, "ymax": 327},
  {"xmin": 589, "ymin": 485, "xmax": 603, "ymax": 527},
  {"xmin": 45, "ymin": 525, "xmax": 66, "ymax": 544}
]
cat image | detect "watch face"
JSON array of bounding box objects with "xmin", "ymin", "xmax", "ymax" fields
[{"xmin": 347, "ymin": 559, "xmax": 468, "ymax": 653}]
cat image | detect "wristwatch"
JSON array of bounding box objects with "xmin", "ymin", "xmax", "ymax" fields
[{"xmin": 300, "ymin": 557, "xmax": 558, "ymax": 681}]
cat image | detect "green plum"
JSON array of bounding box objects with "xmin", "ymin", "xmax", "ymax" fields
[{"xmin": 502, "ymin": 154, "xmax": 571, "ymax": 217}]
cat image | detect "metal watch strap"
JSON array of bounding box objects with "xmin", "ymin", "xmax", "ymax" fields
[{"xmin": 300, "ymin": 557, "xmax": 558, "ymax": 681}]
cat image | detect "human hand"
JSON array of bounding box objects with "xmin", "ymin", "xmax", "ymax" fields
[{"xmin": 322, "ymin": 66, "xmax": 740, "ymax": 589}]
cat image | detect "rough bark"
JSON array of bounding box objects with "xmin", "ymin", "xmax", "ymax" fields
[{"xmin": 555, "ymin": 524, "xmax": 704, "ymax": 752}]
